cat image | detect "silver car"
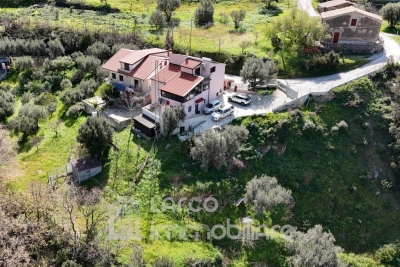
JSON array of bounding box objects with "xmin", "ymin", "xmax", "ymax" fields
[
  {"xmin": 212, "ymin": 104, "xmax": 235, "ymax": 121},
  {"xmin": 203, "ymin": 99, "xmax": 222, "ymax": 114}
]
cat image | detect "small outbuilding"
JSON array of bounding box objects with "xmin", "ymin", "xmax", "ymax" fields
[{"xmin": 70, "ymin": 156, "xmax": 102, "ymax": 183}]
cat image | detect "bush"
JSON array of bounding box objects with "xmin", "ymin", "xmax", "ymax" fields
[
  {"xmin": 60, "ymin": 79, "xmax": 73, "ymax": 90},
  {"xmin": 0, "ymin": 91, "xmax": 15, "ymax": 122},
  {"xmin": 60, "ymin": 79, "xmax": 98, "ymax": 107},
  {"xmin": 86, "ymin": 41, "xmax": 110, "ymax": 61},
  {"xmin": 70, "ymin": 69, "xmax": 85, "ymax": 85},
  {"xmin": 303, "ymin": 120, "xmax": 316, "ymax": 131},
  {"xmin": 305, "ymin": 51, "xmax": 340, "ymax": 72},
  {"xmin": 20, "ymin": 92, "xmax": 33, "ymax": 104},
  {"xmin": 244, "ymin": 174, "xmax": 292, "ymax": 219},
  {"xmin": 66, "ymin": 102, "xmax": 85, "ymax": 118}
]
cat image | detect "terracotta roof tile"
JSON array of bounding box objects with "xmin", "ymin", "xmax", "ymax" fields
[
  {"xmin": 101, "ymin": 48, "xmax": 135, "ymax": 72},
  {"xmin": 151, "ymin": 64, "xmax": 181, "ymax": 82},
  {"xmin": 160, "ymin": 72, "xmax": 203, "ymax": 97},
  {"xmin": 321, "ymin": 6, "xmax": 383, "ymax": 22},
  {"xmin": 180, "ymin": 58, "xmax": 201, "ymax": 69},
  {"xmin": 127, "ymin": 56, "xmax": 164, "ymax": 80}
]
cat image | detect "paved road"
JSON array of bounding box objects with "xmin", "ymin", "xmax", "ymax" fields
[
  {"xmin": 279, "ymin": 33, "xmax": 400, "ymax": 98},
  {"xmin": 297, "ymin": 0, "xmax": 319, "ymax": 17}
]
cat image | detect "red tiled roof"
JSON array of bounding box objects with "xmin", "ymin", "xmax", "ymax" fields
[
  {"xmin": 160, "ymin": 72, "xmax": 203, "ymax": 97},
  {"xmin": 101, "ymin": 48, "xmax": 134, "ymax": 72},
  {"xmin": 71, "ymin": 156, "xmax": 102, "ymax": 172},
  {"xmin": 151, "ymin": 63, "xmax": 180, "ymax": 83},
  {"xmin": 119, "ymin": 48, "xmax": 167, "ymax": 64},
  {"xmin": 321, "ymin": 6, "xmax": 383, "ymax": 22},
  {"xmin": 180, "ymin": 58, "xmax": 201, "ymax": 69},
  {"xmin": 195, "ymin": 97, "xmax": 205, "ymax": 103},
  {"xmin": 127, "ymin": 56, "xmax": 160, "ymax": 80}
]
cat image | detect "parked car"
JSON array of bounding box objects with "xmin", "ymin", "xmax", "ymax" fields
[
  {"xmin": 212, "ymin": 104, "xmax": 235, "ymax": 121},
  {"xmin": 228, "ymin": 93, "xmax": 251, "ymax": 106},
  {"xmin": 203, "ymin": 99, "xmax": 222, "ymax": 114},
  {"xmin": 178, "ymin": 131, "xmax": 193, "ymax": 142},
  {"xmin": 211, "ymin": 125, "xmax": 224, "ymax": 133}
]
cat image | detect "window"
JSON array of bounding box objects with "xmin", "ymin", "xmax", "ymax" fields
[
  {"xmin": 210, "ymin": 66, "xmax": 216, "ymax": 73},
  {"xmin": 351, "ymin": 19, "xmax": 357, "ymax": 26},
  {"xmin": 203, "ymin": 81, "xmax": 210, "ymax": 91},
  {"xmin": 195, "ymin": 67, "xmax": 200, "ymax": 76},
  {"xmin": 119, "ymin": 75, "xmax": 124, "ymax": 82},
  {"xmin": 124, "ymin": 63, "xmax": 129, "ymax": 70},
  {"xmin": 188, "ymin": 105, "xmax": 192, "ymax": 113},
  {"xmin": 112, "ymin": 73, "xmax": 116, "ymax": 79}
]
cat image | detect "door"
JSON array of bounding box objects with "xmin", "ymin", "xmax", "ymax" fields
[
  {"xmin": 195, "ymin": 104, "xmax": 199, "ymax": 114},
  {"xmin": 333, "ymin": 32, "xmax": 340, "ymax": 43}
]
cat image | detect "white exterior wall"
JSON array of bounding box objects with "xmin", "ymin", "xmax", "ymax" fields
[
  {"xmin": 207, "ymin": 62, "xmax": 225, "ymax": 103},
  {"xmin": 75, "ymin": 166, "xmax": 102, "ymax": 183}
]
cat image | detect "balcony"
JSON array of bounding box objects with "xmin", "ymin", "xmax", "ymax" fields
[{"xmin": 142, "ymin": 103, "xmax": 162, "ymax": 121}]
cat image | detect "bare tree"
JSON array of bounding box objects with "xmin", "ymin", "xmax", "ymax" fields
[
  {"xmin": 121, "ymin": 93, "xmax": 144, "ymax": 124},
  {"xmin": 30, "ymin": 136, "xmax": 44, "ymax": 152},
  {"xmin": 239, "ymin": 40, "xmax": 252, "ymax": 54},
  {"xmin": 48, "ymin": 119, "xmax": 62, "ymax": 137},
  {"xmin": 0, "ymin": 124, "xmax": 17, "ymax": 170},
  {"xmin": 77, "ymin": 187, "xmax": 105, "ymax": 242}
]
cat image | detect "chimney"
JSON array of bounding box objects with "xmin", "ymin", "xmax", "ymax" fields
[
  {"xmin": 186, "ymin": 50, "xmax": 189, "ymax": 58},
  {"xmin": 168, "ymin": 48, "xmax": 172, "ymax": 57}
]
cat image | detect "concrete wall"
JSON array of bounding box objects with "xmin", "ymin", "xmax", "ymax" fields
[
  {"xmin": 73, "ymin": 166, "xmax": 102, "ymax": 183},
  {"xmin": 323, "ymin": 12, "xmax": 381, "ymax": 43}
]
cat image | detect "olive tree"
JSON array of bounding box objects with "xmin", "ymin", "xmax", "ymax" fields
[
  {"xmin": 157, "ymin": 0, "xmax": 181, "ymax": 23},
  {"xmin": 47, "ymin": 38, "xmax": 65, "ymax": 59},
  {"xmin": 8, "ymin": 103, "xmax": 47, "ymax": 139},
  {"xmin": 240, "ymin": 57, "xmax": 277, "ymax": 91},
  {"xmin": 162, "ymin": 106, "xmax": 186, "ymax": 139},
  {"xmin": 149, "ymin": 10, "xmax": 166, "ymax": 32},
  {"xmin": 191, "ymin": 125, "xmax": 249, "ymax": 171},
  {"xmin": 77, "ymin": 117, "xmax": 113, "ymax": 159},
  {"xmin": 194, "ymin": 0, "xmax": 214, "ymax": 26},
  {"xmin": 244, "ymin": 175, "xmax": 292, "ymax": 218},
  {"xmin": 230, "ymin": 10, "xmax": 246, "ymax": 29},
  {"xmin": 0, "ymin": 91, "xmax": 15, "ymax": 122},
  {"xmin": 87, "ymin": 41, "xmax": 111, "ymax": 61},
  {"xmin": 380, "ymin": 2, "xmax": 400, "ymax": 28},
  {"xmin": 286, "ymin": 225, "xmax": 345, "ymax": 267}
]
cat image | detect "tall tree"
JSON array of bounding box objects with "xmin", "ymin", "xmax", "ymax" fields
[
  {"xmin": 380, "ymin": 2, "xmax": 400, "ymax": 28},
  {"xmin": 162, "ymin": 106, "xmax": 186, "ymax": 139},
  {"xmin": 157, "ymin": 0, "xmax": 181, "ymax": 23},
  {"xmin": 0, "ymin": 91, "xmax": 15, "ymax": 122},
  {"xmin": 77, "ymin": 117, "xmax": 113, "ymax": 159},
  {"xmin": 267, "ymin": 8, "xmax": 328, "ymax": 51},
  {"xmin": 8, "ymin": 103, "xmax": 47, "ymax": 139},
  {"xmin": 0, "ymin": 124, "xmax": 16, "ymax": 171},
  {"xmin": 286, "ymin": 225, "xmax": 345, "ymax": 267},
  {"xmin": 149, "ymin": 10, "xmax": 166, "ymax": 32},
  {"xmin": 194, "ymin": 0, "xmax": 214, "ymax": 26},
  {"xmin": 240, "ymin": 57, "xmax": 277, "ymax": 91},
  {"xmin": 230, "ymin": 10, "xmax": 246, "ymax": 29},
  {"xmin": 190, "ymin": 125, "xmax": 249, "ymax": 171}
]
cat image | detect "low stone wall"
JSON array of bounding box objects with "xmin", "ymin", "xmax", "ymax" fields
[{"xmin": 321, "ymin": 40, "xmax": 384, "ymax": 54}]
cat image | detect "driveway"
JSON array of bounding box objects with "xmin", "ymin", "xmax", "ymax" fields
[{"xmin": 193, "ymin": 90, "xmax": 291, "ymax": 134}]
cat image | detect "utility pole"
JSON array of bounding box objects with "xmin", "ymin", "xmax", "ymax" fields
[
  {"xmin": 281, "ymin": 24, "xmax": 287, "ymax": 72},
  {"xmin": 189, "ymin": 19, "xmax": 193, "ymax": 53}
]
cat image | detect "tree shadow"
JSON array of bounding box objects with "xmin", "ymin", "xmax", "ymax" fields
[{"xmin": 259, "ymin": 6, "xmax": 283, "ymax": 16}]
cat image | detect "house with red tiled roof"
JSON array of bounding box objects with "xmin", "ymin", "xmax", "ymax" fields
[
  {"xmin": 316, "ymin": 2, "xmax": 383, "ymax": 53},
  {"xmin": 102, "ymin": 48, "xmax": 225, "ymax": 137},
  {"xmin": 101, "ymin": 48, "xmax": 168, "ymax": 93},
  {"xmin": 135, "ymin": 51, "xmax": 225, "ymax": 137}
]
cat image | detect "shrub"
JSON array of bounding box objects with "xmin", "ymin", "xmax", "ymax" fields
[
  {"xmin": 20, "ymin": 92, "xmax": 33, "ymax": 104},
  {"xmin": 70, "ymin": 69, "xmax": 85, "ymax": 85},
  {"xmin": 244, "ymin": 174, "xmax": 292, "ymax": 219},
  {"xmin": 0, "ymin": 91, "xmax": 15, "ymax": 122},
  {"xmin": 303, "ymin": 120, "xmax": 316, "ymax": 131},
  {"xmin": 87, "ymin": 42, "xmax": 110, "ymax": 61},
  {"xmin": 305, "ymin": 51, "xmax": 340, "ymax": 72},
  {"xmin": 47, "ymin": 38, "xmax": 65, "ymax": 59},
  {"xmin": 60, "ymin": 79, "xmax": 73, "ymax": 90},
  {"xmin": 66, "ymin": 102, "xmax": 85, "ymax": 118},
  {"xmin": 336, "ymin": 120, "xmax": 348, "ymax": 131}
]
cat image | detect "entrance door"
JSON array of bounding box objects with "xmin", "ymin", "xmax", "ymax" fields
[
  {"xmin": 195, "ymin": 104, "xmax": 199, "ymax": 114},
  {"xmin": 333, "ymin": 32, "xmax": 340, "ymax": 43}
]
